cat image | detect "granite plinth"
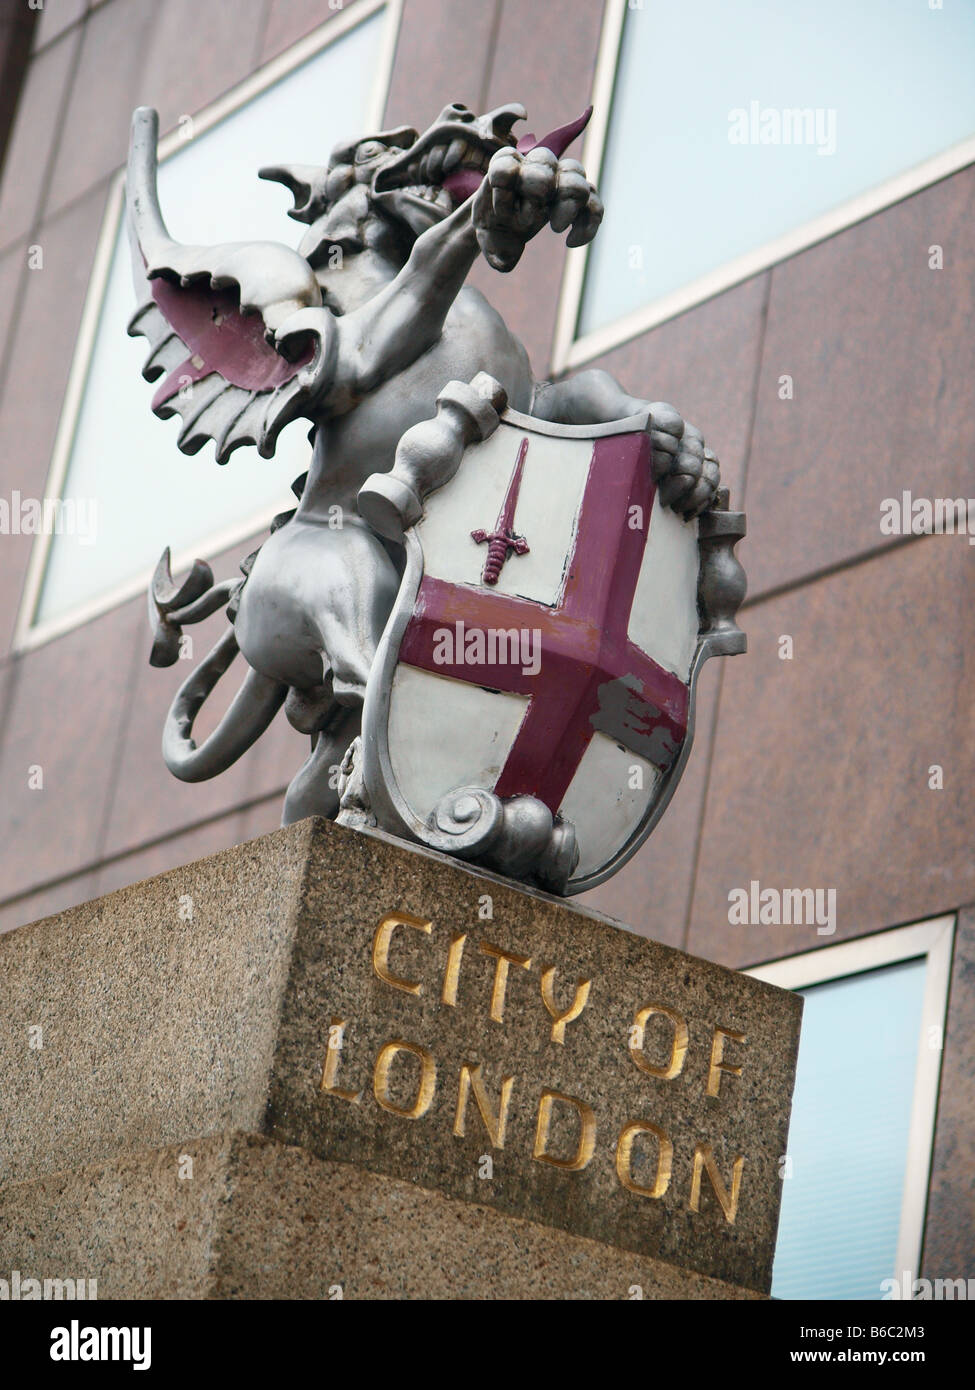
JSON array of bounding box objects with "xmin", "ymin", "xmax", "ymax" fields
[
  {"xmin": 0, "ymin": 1132, "xmax": 763, "ymax": 1301},
  {"xmin": 0, "ymin": 817, "xmax": 801, "ymax": 1298}
]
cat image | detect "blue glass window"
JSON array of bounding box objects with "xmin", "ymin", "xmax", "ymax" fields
[
  {"xmin": 580, "ymin": 0, "xmax": 975, "ymax": 335},
  {"xmin": 772, "ymin": 958, "xmax": 927, "ymax": 1300}
]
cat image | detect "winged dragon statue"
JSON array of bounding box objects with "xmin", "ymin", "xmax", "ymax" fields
[{"xmin": 126, "ymin": 99, "xmax": 744, "ymax": 895}]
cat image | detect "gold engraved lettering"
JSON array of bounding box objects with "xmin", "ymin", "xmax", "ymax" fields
[
  {"xmin": 532, "ymin": 1088, "xmax": 596, "ymax": 1171},
  {"xmin": 372, "ymin": 1039, "xmax": 437, "ymax": 1119},
  {"xmin": 629, "ymin": 1004, "xmax": 688, "ymax": 1080},
  {"xmin": 689, "ymin": 1142, "xmax": 744, "ymax": 1223},
  {"xmin": 479, "ymin": 941, "xmax": 531, "ymax": 1023},
  {"xmin": 453, "ymin": 1062, "xmax": 515, "ymax": 1148},
  {"xmin": 615, "ymin": 1120, "xmax": 673, "ymax": 1198},
  {"xmin": 319, "ymin": 1017, "xmax": 362, "ymax": 1104},
  {"xmin": 539, "ymin": 966, "xmax": 591, "ymax": 1044},
  {"xmin": 372, "ymin": 911, "xmax": 432, "ymax": 996},
  {"xmin": 706, "ymin": 1026, "xmax": 746, "ymax": 1098},
  {"xmin": 441, "ymin": 931, "xmax": 468, "ymax": 1008}
]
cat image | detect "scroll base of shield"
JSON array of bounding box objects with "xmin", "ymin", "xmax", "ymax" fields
[{"xmin": 335, "ymin": 742, "xmax": 579, "ymax": 895}]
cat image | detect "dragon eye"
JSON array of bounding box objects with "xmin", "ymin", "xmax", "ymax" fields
[{"xmin": 355, "ymin": 141, "xmax": 385, "ymax": 164}]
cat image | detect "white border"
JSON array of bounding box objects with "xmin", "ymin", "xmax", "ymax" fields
[
  {"xmin": 748, "ymin": 915, "xmax": 955, "ymax": 1291},
  {"xmin": 14, "ymin": 0, "xmax": 402, "ymax": 652},
  {"xmin": 551, "ymin": 0, "xmax": 975, "ymax": 374}
]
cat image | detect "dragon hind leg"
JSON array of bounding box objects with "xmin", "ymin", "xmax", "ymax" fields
[
  {"xmin": 282, "ymin": 705, "xmax": 361, "ymax": 825},
  {"xmin": 284, "ymin": 682, "xmax": 335, "ymax": 734}
]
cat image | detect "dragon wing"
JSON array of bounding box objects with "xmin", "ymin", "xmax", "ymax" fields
[{"xmin": 126, "ymin": 106, "xmax": 336, "ymax": 463}]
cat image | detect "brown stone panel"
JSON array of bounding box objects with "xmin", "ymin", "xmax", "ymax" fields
[
  {"xmin": 0, "ymin": 599, "xmax": 144, "ymax": 901},
  {"xmin": 0, "ymin": 240, "xmax": 22, "ymax": 381},
  {"xmin": 0, "ymin": 2, "xmax": 40, "ymax": 185},
  {"xmin": 93, "ymin": 807, "xmax": 248, "ymax": 899},
  {"xmin": 260, "ymin": 0, "xmax": 352, "ymax": 64},
  {"xmin": 580, "ymin": 662, "xmax": 722, "ymax": 950},
  {"xmin": 0, "ymin": 186, "xmax": 110, "ymax": 658},
  {"xmin": 581, "ymin": 274, "xmax": 770, "ymax": 509},
  {"xmin": 483, "ymin": 0, "xmax": 603, "ymax": 174},
  {"xmin": 561, "ymin": 279, "xmax": 766, "ymax": 945},
  {"xmin": 0, "ymin": 26, "xmax": 82, "ymax": 253},
  {"xmin": 99, "ymin": 538, "xmax": 310, "ymax": 859},
  {"xmin": 44, "ymin": 0, "xmax": 159, "ymax": 221},
  {"xmin": 32, "ymin": 0, "xmax": 87, "ymax": 53},
  {"xmin": 0, "ymin": 868, "xmax": 98, "ymax": 937},
  {"xmin": 686, "ymin": 533, "xmax": 975, "ymax": 969},
  {"xmin": 471, "ymin": 0, "xmax": 605, "ymax": 376},
  {"xmin": 744, "ymin": 164, "xmax": 975, "ymax": 597},
  {"xmin": 238, "ymin": 790, "xmax": 287, "ymax": 843},
  {"xmin": 921, "ymin": 904, "xmax": 975, "ymax": 1282},
  {"xmin": 135, "ymin": 0, "xmax": 268, "ymax": 137},
  {"xmin": 382, "ymin": 0, "xmax": 499, "ymax": 133}
]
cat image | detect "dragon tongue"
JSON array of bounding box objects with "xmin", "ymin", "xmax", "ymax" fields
[
  {"xmin": 518, "ymin": 106, "xmax": 592, "ymax": 157},
  {"xmin": 441, "ymin": 107, "xmax": 593, "ymax": 206},
  {"xmin": 442, "ymin": 167, "xmax": 485, "ymax": 204}
]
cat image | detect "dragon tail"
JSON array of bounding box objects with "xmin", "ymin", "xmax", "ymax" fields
[
  {"xmin": 148, "ymin": 547, "xmax": 286, "ymax": 782},
  {"xmin": 162, "ymin": 627, "xmax": 286, "ymax": 782}
]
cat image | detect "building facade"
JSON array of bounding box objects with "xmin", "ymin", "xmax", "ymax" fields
[{"xmin": 0, "ymin": 0, "xmax": 972, "ymax": 1299}]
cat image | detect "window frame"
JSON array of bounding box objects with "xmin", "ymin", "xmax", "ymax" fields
[
  {"xmin": 552, "ymin": 0, "xmax": 975, "ymax": 374},
  {"xmin": 746, "ymin": 914, "xmax": 955, "ymax": 1290},
  {"xmin": 14, "ymin": 0, "xmax": 402, "ymax": 653}
]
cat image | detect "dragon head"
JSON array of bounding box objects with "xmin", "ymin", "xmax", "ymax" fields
[
  {"xmin": 368, "ymin": 101, "xmax": 527, "ymax": 233},
  {"xmin": 260, "ymin": 101, "xmax": 580, "ymax": 269}
]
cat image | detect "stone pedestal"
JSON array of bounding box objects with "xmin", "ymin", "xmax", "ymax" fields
[{"xmin": 0, "ymin": 818, "xmax": 801, "ymax": 1300}]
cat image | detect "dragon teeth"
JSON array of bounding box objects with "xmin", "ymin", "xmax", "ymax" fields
[
  {"xmin": 425, "ymin": 145, "xmax": 446, "ymax": 181},
  {"xmin": 405, "ymin": 184, "xmax": 450, "ymax": 205},
  {"xmin": 417, "ymin": 139, "xmax": 491, "ymax": 186},
  {"xmin": 442, "ymin": 138, "xmax": 467, "ymax": 173}
]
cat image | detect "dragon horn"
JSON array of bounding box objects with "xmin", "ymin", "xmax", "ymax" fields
[
  {"xmin": 127, "ymin": 107, "xmax": 173, "ymax": 268},
  {"xmin": 258, "ymin": 163, "xmax": 330, "ymax": 224}
]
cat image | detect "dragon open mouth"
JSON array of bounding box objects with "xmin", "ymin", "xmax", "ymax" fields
[
  {"xmin": 371, "ymin": 104, "xmax": 593, "ymax": 232},
  {"xmin": 375, "ymin": 126, "xmax": 510, "ymax": 214}
]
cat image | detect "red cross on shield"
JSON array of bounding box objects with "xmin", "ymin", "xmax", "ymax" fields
[{"xmin": 361, "ymin": 407, "xmax": 708, "ymax": 892}]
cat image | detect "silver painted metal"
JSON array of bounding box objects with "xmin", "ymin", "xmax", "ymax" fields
[
  {"xmin": 125, "ymin": 96, "xmax": 745, "ymax": 893},
  {"xmin": 358, "ymin": 371, "xmax": 509, "ymax": 541}
]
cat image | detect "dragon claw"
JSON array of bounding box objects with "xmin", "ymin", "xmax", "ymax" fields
[
  {"xmin": 148, "ymin": 547, "xmax": 219, "ymax": 667},
  {"xmin": 150, "ymin": 548, "xmax": 214, "ymax": 613}
]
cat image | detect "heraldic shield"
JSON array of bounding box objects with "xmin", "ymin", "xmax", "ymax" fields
[{"xmin": 356, "ymin": 379, "xmax": 746, "ymax": 897}]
